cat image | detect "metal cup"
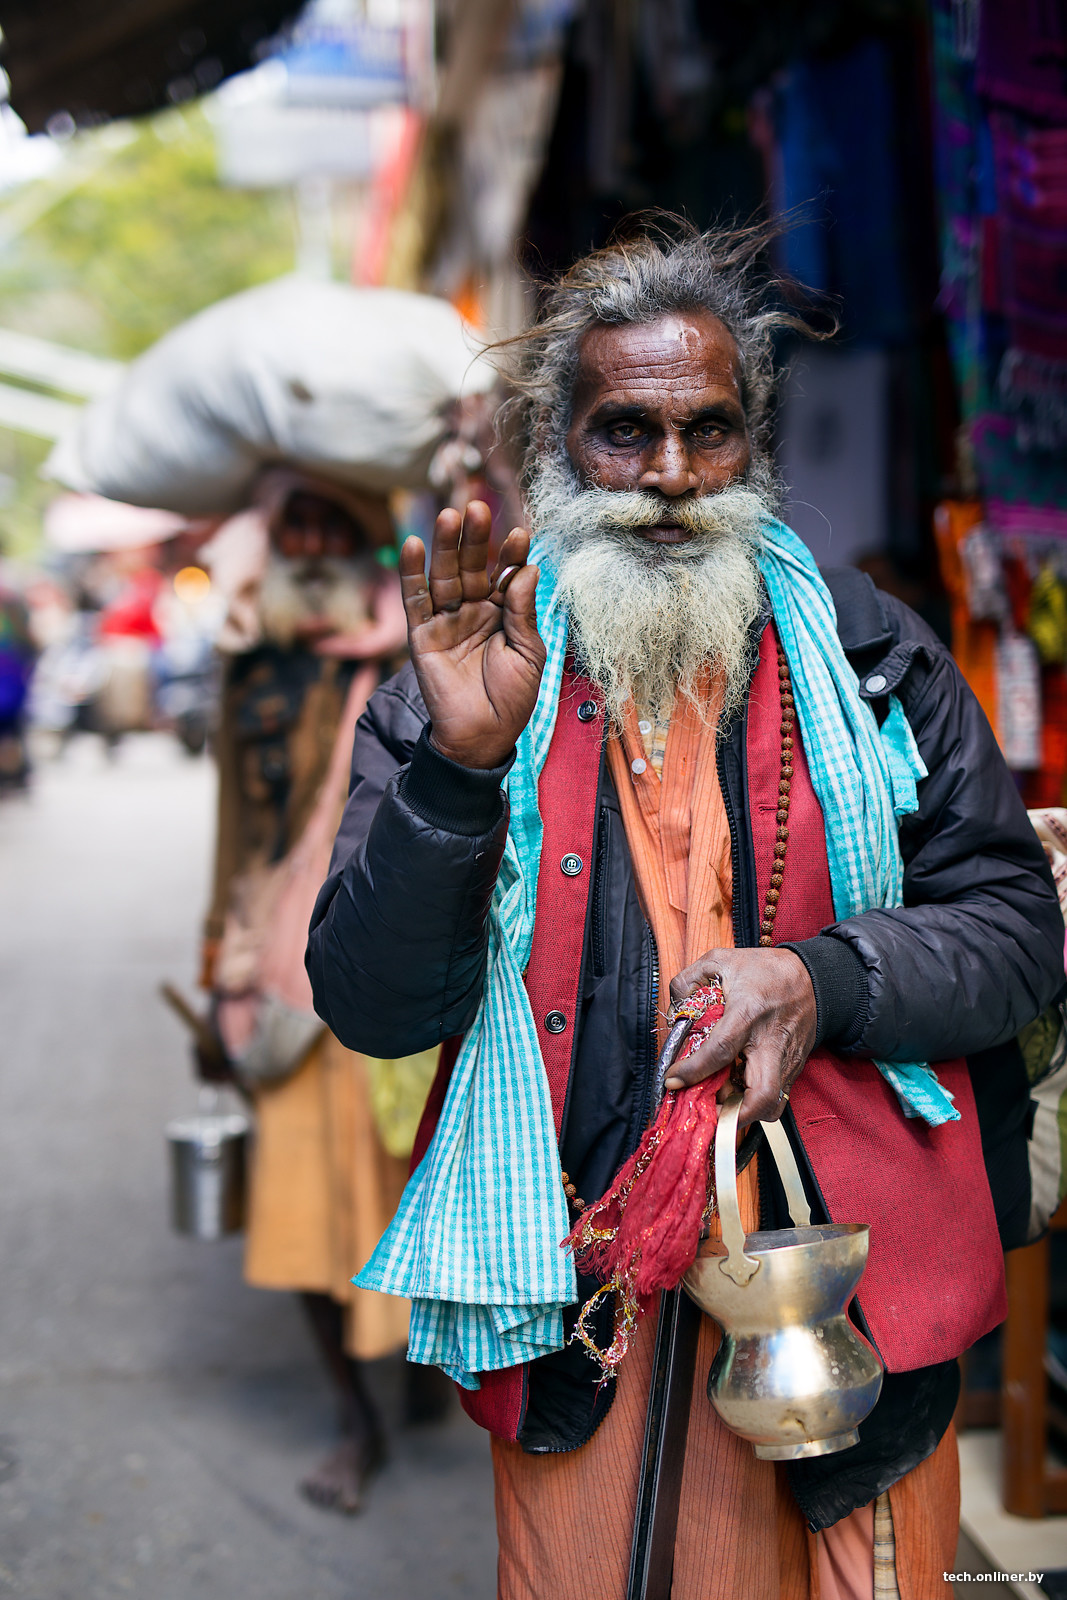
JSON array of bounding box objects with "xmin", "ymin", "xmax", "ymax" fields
[{"xmin": 166, "ymin": 1091, "xmax": 249, "ymax": 1239}]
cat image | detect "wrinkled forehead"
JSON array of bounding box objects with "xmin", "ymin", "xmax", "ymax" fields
[{"xmin": 570, "ymin": 310, "xmax": 745, "ymax": 414}]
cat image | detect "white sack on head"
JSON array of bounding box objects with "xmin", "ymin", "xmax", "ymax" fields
[{"xmin": 46, "ymin": 278, "xmax": 496, "ymax": 516}]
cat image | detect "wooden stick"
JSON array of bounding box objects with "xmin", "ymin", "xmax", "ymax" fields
[
  {"xmin": 626, "ymin": 1287, "xmax": 702, "ymax": 1600},
  {"xmin": 158, "ymin": 981, "xmax": 230, "ymax": 1078}
]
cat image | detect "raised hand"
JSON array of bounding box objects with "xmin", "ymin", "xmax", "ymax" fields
[
  {"xmin": 399, "ymin": 500, "xmax": 546, "ymax": 770},
  {"xmin": 664, "ymin": 947, "xmax": 817, "ymax": 1128}
]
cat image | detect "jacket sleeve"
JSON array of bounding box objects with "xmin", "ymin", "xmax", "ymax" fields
[
  {"xmin": 305, "ymin": 663, "xmax": 512, "ymax": 1058},
  {"xmin": 796, "ymin": 600, "xmax": 1064, "ymax": 1063}
]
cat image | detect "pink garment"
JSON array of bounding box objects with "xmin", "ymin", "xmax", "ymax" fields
[{"xmin": 817, "ymin": 1502, "xmax": 875, "ymax": 1600}]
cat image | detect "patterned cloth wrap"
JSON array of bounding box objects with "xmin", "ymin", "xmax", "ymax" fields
[
  {"xmin": 356, "ymin": 521, "xmax": 949, "ymax": 1388},
  {"xmin": 568, "ymin": 982, "xmax": 729, "ymax": 1375}
]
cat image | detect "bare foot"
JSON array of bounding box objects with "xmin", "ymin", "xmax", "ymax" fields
[
  {"xmin": 299, "ymin": 1433, "xmax": 385, "ymax": 1515},
  {"xmin": 404, "ymin": 1361, "xmax": 453, "ymax": 1426}
]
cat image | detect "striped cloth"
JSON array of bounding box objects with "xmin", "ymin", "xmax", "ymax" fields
[
  {"xmin": 760, "ymin": 521, "xmax": 957, "ymax": 1127},
  {"xmin": 355, "ymin": 557, "xmax": 577, "ymax": 1385},
  {"xmin": 355, "ymin": 522, "xmax": 953, "ymax": 1389}
]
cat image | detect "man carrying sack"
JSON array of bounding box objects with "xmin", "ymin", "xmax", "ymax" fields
[
  {"xmin": 306, "ymin": 222, "xmax": 1064, "ymax": 1597},
  {"xmin": 203, "ymin": 470, "xmax": 448, "ymax": 1513}
]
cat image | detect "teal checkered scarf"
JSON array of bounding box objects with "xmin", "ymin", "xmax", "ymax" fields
[{"xmin": 355, "ymin": 520, "xmax": 954, "ymax": 1389}]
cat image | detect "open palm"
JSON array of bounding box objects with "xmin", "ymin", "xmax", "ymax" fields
[{"xmin": 399, "ymin": 500, "xmax": 546, "ymax": 770}]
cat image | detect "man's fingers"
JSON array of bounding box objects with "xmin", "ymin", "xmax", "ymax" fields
[
  {"xmin": 728, "ymin": 1043, "xmax": 788, "ymax": 1128},
  {"xmin": 662, "ymin": 1001, "xmax": 752, "ymax": 1091},
  {"xmin": 489, "ymin": 528, "xmax": 532, "ymax": 599},
  {"xmin": 499, "ymin": 565, "xmax": 544, "ymax": 662},
  {"xmin": 457, "ymin": 500, "xmax": 493, "ymax": 598},
  {"xmin": 669, "ymin": 948, "xmax": 734, "ymax": 1007},
  {"xmin": 399, "ymin": 536, "xmax": 432, "ymax": 627},
  {"xmin": 427, "ymin": 508, "xmax": 464, "ymax": 613}
]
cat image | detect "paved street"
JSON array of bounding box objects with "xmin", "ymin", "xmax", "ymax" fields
[{"xmin": 0, "ymin": 734, "xmax": 496, "ymax": 1600}]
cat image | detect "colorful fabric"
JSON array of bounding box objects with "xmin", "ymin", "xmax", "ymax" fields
[
  {"xmin": 990, "ymin": 112, "xmax": 1067, "ymax": 447},
  {"xmin": 356, "ymin": 522, "xmax": 947, "ymax": 1388},
  {"xmin": 973, "ymin": 416, "xmax": 1067, "ymax": 535},
  {"xmin": 976, "ymin": 0, "xmax": 1067, "ymax": 125},
  {"xmin": 932, "ymin": 0, "xmax": 1067, "ymax": 501}
]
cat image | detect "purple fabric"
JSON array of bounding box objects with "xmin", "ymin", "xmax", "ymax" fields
[{"xmin": 977, "ymin": 0, "xmax": 1067, "ymax": 123}]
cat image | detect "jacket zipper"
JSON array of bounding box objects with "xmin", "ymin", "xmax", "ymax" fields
[
  {"xmin": 644, "ymin": 923, "xmax": 660, "ymax": 1128},
  {"xmin": 591, "ymin": 807, "xmax": 609, "ymax": 979},
  {"xmin": 716, "ymin": 727, "xmax": 750, "ymax": 952}
]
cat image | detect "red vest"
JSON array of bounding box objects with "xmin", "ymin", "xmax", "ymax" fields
[{"xmin": 412, "ymin": 625, "xmax": 1007, "ymax": 1440}]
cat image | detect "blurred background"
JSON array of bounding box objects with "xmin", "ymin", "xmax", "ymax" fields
[{"xmin": 0, "ymin": 3, "xmax": 1064, "ymax": 1597}]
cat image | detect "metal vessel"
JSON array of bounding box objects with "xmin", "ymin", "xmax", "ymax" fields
[
  {"xmin": 683, "ymin": 1093, "xmax": 883, "ymax": 1460},
  {"xmin": 166, "ymin": 1091, "xmax": 249, "ymax": 1240}
]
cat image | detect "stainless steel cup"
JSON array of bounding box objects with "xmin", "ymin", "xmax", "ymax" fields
[{"xmin": 166, "ymin": 1095, "xmax": 249, "ymax": 1239}]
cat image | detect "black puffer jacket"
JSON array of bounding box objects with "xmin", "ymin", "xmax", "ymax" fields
[{"xmin": 307, "ymin": 569, "xmax": 1064, "ymax": 1526}]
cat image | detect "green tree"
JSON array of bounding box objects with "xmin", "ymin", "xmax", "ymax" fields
[
  {"xmin": 0, "ymin": 105, "xmax": 295, "ymax": 358},
  {"xmin": 0, "ymin": 105, "xmax": 296, "ymax": 554}
]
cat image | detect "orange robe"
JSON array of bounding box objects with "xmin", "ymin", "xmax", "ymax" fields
[{"xmin": 491, "ymin": 684, "xmax": 959, "ymax": 1599}]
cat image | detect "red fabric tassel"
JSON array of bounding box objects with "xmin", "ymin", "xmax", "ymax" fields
[{"xmin": 563, "ymin": 986, "xmax": 729, "ymax": 1372}]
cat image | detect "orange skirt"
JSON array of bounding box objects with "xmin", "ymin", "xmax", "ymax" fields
[
  {"xmin": 243, "ymin": 1031, "xmax": 411, "ymax": 1361},
  {"xmin": 491, "ymin": 1305, "xmax": 959, "ymax": 1600}
]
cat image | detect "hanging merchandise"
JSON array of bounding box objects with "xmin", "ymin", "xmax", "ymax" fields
[
  {"xmin": 930, "ymin": 0, "xmax": 1067, "ymax": 807},
  {"xmin": 933, "ymin": 499, "xmax": 1001, "ymax": 737},
  {"xmin": 958, "ymin": 521, "xmax": 1010, "ymax": 622},
  {"xmin": 930, "ymin": 0, "xmax": 1067, "ymax": 530},
  {"xmin": 1027, "ymin": 562, "xmax": 1067, "ymax": 666},
  {"xmin": 975, "ymin": 0, "xmax": 1067, "ymax": 124},
  {"xmin": 973, "ymin": 414, "xmax": 1067, "ymax": 540},
  {"xmin": 990, "ymin": 113, "xmax": 1067, "ymax": 452},
  {"xmin": 1032, "ymin": 660, "xmax": 1067, "ymax": 810},
  {"xmin": 995, "ymin": 630, "xmax": 1042, "ymax": 770}
]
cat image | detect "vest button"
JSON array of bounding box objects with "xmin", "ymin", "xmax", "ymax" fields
[
  {"xmin": 865, "ymin": 673, "xmax": 888, "ymax": 694},
  {"xmin": 544, "ymin": 1010, "xmax": 567, "ymax": 1034},
  {"xmin": 576, "ymin": 700, "xmax": 598, "ymax": 722},
  {"xmin": 560, "ymin": 854, "xmax": 583, "ymax": 876}
]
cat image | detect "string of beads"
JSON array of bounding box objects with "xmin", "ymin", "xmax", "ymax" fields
[
  {"xmin": 563, "ymin": 640, "xmax": 795, "ymax": 1209},
  {"xmin": 759, "ymin": 639, "xmax": 794, "ymax": 947}
]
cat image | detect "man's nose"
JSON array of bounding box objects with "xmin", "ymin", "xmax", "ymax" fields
[
  {"xmin": 637, "ymin": 430, "xmax": 700, "ymax": 496},
  {"xmin": 303, "ymin": 525, "xmax": 326, "ymax": 557}
]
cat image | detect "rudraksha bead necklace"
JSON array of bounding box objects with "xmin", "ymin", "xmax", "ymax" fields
[{"xmin": 759, "ymin": 638, "xmax": 794, "ymax": 947}]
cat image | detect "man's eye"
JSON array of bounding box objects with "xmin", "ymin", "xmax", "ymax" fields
[
  {"xmin": 693, "ymin": 422, "xmax": 726, "ymax": 442},
  {"xmin": 606, "ymin": 422, "xmax": 642, "ymax": 444}
]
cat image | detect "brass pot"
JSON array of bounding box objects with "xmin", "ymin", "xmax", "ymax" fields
[{"xmin": 682, "ymin": 1093, "xmax": 883, "ymax": 1460}]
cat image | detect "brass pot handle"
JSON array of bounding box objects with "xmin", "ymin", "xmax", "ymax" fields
[
  {"xmin": 715, "ymin": 1094, "xmax": 761, "ymax": 1285},
  {"xmin": 714, "ymin": 1093, "xmax": 811, "ymax": 1288},
  {"xmin": 761, "ymin": 1114, "xmax": 811, "ymax": 1230}
]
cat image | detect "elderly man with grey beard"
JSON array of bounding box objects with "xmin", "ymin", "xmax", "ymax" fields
[{"xmin": 306, "ymin": 224, "xmax": 1063, "ymax": 1600}]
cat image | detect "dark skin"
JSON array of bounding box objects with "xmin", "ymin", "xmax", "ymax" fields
[
  {"xmin": 398, "ymin": 311, "xmax": 816, "ymax": 1128},
  {"xmin": 276, "ymin": 491, "xmax": 368, "ymax": 561}
]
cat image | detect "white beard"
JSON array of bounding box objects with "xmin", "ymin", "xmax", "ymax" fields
[
  {"xmin": 257, "ymin": 553, "xmax": 378, "ymax": 648},
  {"xmin": 527, "ymin": 456, "xmax": 768, "ymax": 726}
]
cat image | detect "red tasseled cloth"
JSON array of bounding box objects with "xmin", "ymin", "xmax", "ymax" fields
[{"xmin": 564, "ymin": 985, "xmax": 728, "ymax": 1372}]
